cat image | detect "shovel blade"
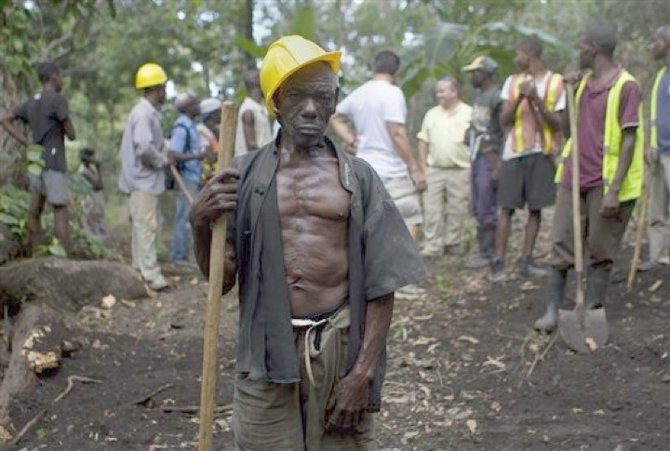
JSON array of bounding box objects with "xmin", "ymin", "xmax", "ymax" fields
[{"xmin": 558, "ymin": 308, "xmax": 608, "ymax": 353}]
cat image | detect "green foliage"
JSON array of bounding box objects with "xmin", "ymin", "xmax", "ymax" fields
[
  {"xmin": 399, "ymin": 21, "xmax": 563, "ymax": 99},
  {"xmin": 26, "ymin": 144, "xmax": 45, "ymax": 176},
  {"xmin": 234, "ymin": 37, "xmax": 267, "ymax": 59},
  {"xmin": 0, "ymin": 182, "xmax": 116, "ymax": 260},
  {"xmin": 0, "ymin": 184, "xmax": 29, "ymax": 243},
  {"xmin": 0, "ymin": 5, "xmax": 39, "ymax": 77}
]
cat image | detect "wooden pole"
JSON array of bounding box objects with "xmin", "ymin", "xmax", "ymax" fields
[
  {"xmin": 170, "ymin": 164, "xmax": 194, "ymax": 204},
  {"xmin": 627, "ymin": 179, "xmax": 649, "ymax": 290},
  {"xmin": 566, "ymin": 83, "xmax": 585, "ymax": 310},
  {"xmin": 197, "ymin": 101, "xmax": 236, "ymax": 451}
]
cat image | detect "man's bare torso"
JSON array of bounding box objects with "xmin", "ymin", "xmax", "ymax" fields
[{"xmin": 276, "ymin": 146, "xmax": 350, "ymax": 318}]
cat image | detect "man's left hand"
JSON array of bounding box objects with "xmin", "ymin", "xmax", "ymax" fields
[
  {"xmin": 410, "ymin": 166, "xmax": 427, "ymax": 192},
  {"xmin": 519, "ymin": 79, "xmax": 538, "ymax": 102},
  {"xmin": 325, "ymin": 371, "xmax": 370, "ymax": 435},
  {"xmin": 600, "ymin": 191, "xmax": 620, "ymax": 218}
]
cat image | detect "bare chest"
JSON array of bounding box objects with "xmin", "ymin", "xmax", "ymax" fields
[{"xmin": 276, "ymin": 157, "xmax": 350, "ymax": 222}]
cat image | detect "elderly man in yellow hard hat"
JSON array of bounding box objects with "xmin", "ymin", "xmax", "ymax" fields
[
  {"xmin": 191, "ymin": 36, "xmax": 426, "ymax": 450},
  {"xmin": 118, "ymin": 63, "xmax": 171, "ymax": 291}
]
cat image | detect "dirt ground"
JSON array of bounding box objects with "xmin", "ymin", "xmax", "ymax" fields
[{"xmin": 3, "ymin": 227, "xmax": 670, "ymax": 450}]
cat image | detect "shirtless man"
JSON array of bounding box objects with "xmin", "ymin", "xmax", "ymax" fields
[{"xmin": 190, "ymin": 35, "xmax": 426, "ymax": 450}]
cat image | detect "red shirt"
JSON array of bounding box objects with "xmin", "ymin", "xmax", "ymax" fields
[{"xmin": 562, "ymin": 68, "xmax": 642, "ymax": 191}]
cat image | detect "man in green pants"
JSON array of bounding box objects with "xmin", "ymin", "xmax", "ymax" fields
[
  {"xmin": 534, "ymin": 27, "xmax": 643, "ymax": 332},
  {"xmin": 191, "ymin": 36, "xmax": 426, "ymax": 450}
]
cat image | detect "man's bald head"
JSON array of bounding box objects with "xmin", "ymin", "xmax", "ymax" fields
[
  {"xmin": 581, "ymin": 26, "xmax": 617, "ymax": 58},
  {"xmin": 243, "ymin": 69, "xmax": 260, "ymax": 91},
  {"xmin": 650, "ymin": 25, "xmax": 670, "ymax": 61},
  {"xmin": 175, "ymin": 92, "xmax": 199, "ymax": 117}
]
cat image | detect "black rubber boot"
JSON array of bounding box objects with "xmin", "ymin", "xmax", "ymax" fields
[
  {"xmin": 533, "ymin": 268, "xmax": 567, "ymax": 332},
  {"xmin": 586, "ymin": 265, "xmax": 611, "ymax": 309}
]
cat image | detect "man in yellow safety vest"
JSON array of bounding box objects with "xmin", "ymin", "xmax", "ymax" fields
[
  {"xmin": 534, "ymin": 27, "xmax": 644, "ymax": 332},
  {"xmin": 490, "ymin": 38, "xmax": 565, "ymax": 282},
  {"xmin": 639, "ymin": 26, "xmax": 670, "ymax": 272}
]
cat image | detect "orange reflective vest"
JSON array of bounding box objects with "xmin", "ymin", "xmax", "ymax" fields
[{"xmin": 508, "ymin": 71, "xmax": 564, "ymax": 155}]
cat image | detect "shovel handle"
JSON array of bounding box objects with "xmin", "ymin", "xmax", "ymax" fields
[
  {"xmin": 169, "ymin": 164, "xmax": 194, "ymax": 204},
  {"xmin": 566, "ymin": 83, "xmax": 585, "ymax": 308},
  {"xmin": 197, "ymin": 101, "xmax": 236, "ymax": 451}
]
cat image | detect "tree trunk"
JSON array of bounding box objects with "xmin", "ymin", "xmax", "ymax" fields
[
  {"xmin": 243, "ymin": 0, "xmax": 255, "ymax": 69},
  {"xmin": 0, "ymin": 71, "xmax": 30, "ymax": 188}
]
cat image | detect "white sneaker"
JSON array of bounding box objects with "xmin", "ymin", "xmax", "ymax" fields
[
  {"xmin": 148, "ymin": 277, "xmax": 170, "ymax": 291},
  {"xmin": 395, "ymin": 284, "xmax": 427, "ymax": 300}
]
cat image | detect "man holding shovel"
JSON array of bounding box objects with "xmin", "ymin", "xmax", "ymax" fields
[
  {"xmin": 190, "ymin": 36, "xmax": 426, "ymax": 450},
  {"xmin": 534, "ymin": 26, "xmax": 644, "ymax": 332}
]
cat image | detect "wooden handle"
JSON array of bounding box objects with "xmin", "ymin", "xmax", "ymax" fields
[
  {"xmin": 566, "ymin": 83, "xmax": 585, "ymax": 308},
  {"xmin": 627, "ymin": 181, "xmax": 648, "ymax": 290},
  {"xmin": 169, "ymin": 165, "xmax": 194, "ymax": 204},
  {"xmin": 197, "ymin": 101, "xmax": 236, "ymax": 451}
]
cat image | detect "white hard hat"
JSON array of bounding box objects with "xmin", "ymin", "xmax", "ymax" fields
[{"xmin": 200, "ymin": 98, "xmax": 222, "ymax": 116}]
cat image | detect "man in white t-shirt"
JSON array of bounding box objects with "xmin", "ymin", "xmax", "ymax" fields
[
  {"xmin": 490, "ymin": 38, "xmax": 565, "ymax": 282},
  {"xmin": 418, "ymin": 76, "xmax": 472, "ymax": 257},
  {"xmin": 331, "ymin": 50, "xmax": 427, "ymax": 298},
  {"xmin": 235, "ymin": 69, "xmax": 274, "ymax": 157}
]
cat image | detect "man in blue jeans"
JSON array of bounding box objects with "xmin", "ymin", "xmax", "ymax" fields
[{"xmin": 169, "ymin": 92, "xmax": 204, "ymax": 263}]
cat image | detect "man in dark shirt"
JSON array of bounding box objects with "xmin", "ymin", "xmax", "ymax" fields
[
  {"xmin": 1, "ymin": 61, "xmax": 76, "ymax": 255},
  {"xmin": 462, "ymin": 56, "xmax": 503, "ymax": 270},
  {"xmin": 534, "ymin": 27, "xmax": 643, "ymax": 332},
  {"xmin": 190, "ymin": 36, "xmax": 426, "ymax": 450}
]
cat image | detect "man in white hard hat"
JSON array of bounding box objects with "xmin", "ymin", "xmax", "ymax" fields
[
  {"xmin": 190, "ymin": 36, "xmax": 426, "ymax": 450},
  {"xmin": 118, "ymin": 63, "xmax": 171, "ymax": 291},
  {"xmin": 197, "ymin": 98, "xmax": 222, "ymax": 181}
]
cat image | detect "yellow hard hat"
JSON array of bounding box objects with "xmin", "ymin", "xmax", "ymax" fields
[
  {"xmin": 260, "ymin": 35, "xmax": 341, "ymax": 117},
  {"xmin": 135, "ymin": 63, "xmax": 168, "ymax": 89}
]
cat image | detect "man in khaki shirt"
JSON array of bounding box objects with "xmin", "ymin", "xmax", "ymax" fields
[{"xmin": 418, "ymin": 77, "xmax": 472, "ymax": 256}]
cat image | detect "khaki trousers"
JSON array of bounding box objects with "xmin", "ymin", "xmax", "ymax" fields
[
  {"xmin": 549, "ymin": 185, "xmax": 634, "ymax": 270},
  {"xmin": 129, "ymin": 191, "xmax": 163, "ymax": 283},
  {"xmin": 648, "ymin": 156, "xmax": 670, "ymax": 262},
  {"xmin": 232, "ymin": 307, "xmax": 376, "ymax": 451},
  {"xmin": 421, "ymin": 166, "xmax": 470, "ymax": 254}
]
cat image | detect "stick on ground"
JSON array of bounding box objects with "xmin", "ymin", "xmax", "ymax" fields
[
  {"xmin": 130, "ymin": 382, "xmax": 174, "ymax": 406},
  {"xmin": 53, "ymin": 375, "xmax": 102, "ymax": 403},
  {"xmin": 8, "ymin": 409, "xmax": 45, "ymax": 446}
]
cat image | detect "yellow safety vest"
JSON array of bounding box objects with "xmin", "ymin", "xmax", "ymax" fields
[
  {"xmin": 650, "ymin": 67, "xmax": 667, "ymax": 150},
  {"xmin": 511, "ymin": 72, "xmax": 563, "ymax": 154},
  {"xmin": 555, "ymin": 70, "xmax": 644, "ymax": 202}
]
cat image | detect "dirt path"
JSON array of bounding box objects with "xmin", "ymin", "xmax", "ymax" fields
[{"xmin": 5, "ymin": 250, "xmax": 670, "ymax": 450}]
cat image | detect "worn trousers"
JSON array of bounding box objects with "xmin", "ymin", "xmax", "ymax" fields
[
  {"xmin": 421, "ymin": 166, "xmax": 470, "ymax": 254},
  {"xmin": 549, "ymin": 185, "xmax": 634, "ymax": 270},
  {"xmin": 647, "ymin": 156, "xmax": 670, "ymax": 262},
  {"xmin": 471, "ymin": 155, "xmax": 498, "ymax": 229},
  {"xmin": 169, "ymin": 178, "xmax": 199, "ymax": 261},
  {"xmin": 129, "ymin": 191, "xmax": 163, "ymax": 283},
  {"xmin": 232, "ymin": 307, "xmax": 376, "ymax": 451}
]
